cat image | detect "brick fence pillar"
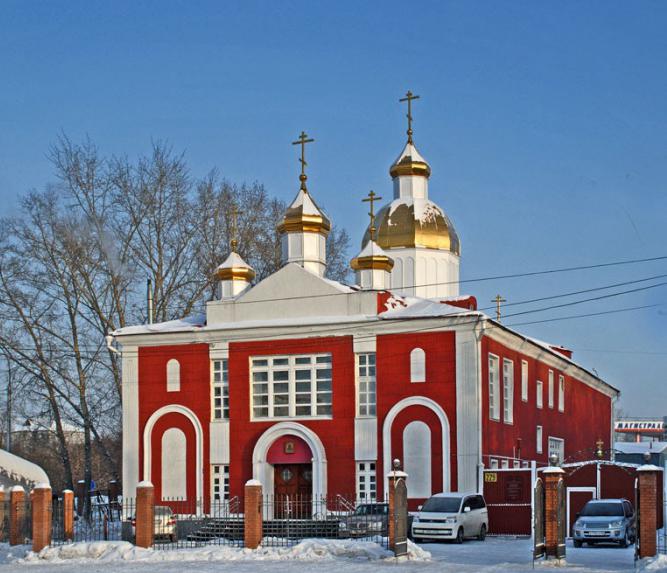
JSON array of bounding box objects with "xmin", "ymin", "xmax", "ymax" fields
[
  {"xmin": 9, "ymin": 486, "xmax": 26, "ymax": 546},
  {"xmin": 244, "ymin": 480, "xmax": 263, "ymax": 549},
  {"xmin": 135, "ymin": 481, "xmax": 154, "ymax": 549},
  {"xmin": 62, "ymin": 490, "xmax": 74, "ymax": 542},
  {"xmin": 638, "ymin": 464, "xmax": 660, "ymax": 559},
  {"xmin": 32, "ymin": 483, "xmax": 52, "ymax": 552},
  {"xmin": 387, "ymin": 469, "xmax": 408, "ymax": 551},
  {"xmin": 543, "ymin": 466, "xmax": 565, "ymax": 558}
]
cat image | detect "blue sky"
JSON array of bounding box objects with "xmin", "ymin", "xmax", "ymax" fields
[{"xmin": 1, "ymin": 1, "xmax": 666, "ymax": 417}]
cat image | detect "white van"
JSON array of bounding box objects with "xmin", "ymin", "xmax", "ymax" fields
[{"xmin": 411, "ymin": 492, "xmax": 488, "ymax": 543}]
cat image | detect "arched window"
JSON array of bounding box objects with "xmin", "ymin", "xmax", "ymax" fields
[
  {"xmin": 410, "ymin": 348, "xmax": 426, "ymax": 383},
  {"xmin": 166, "ymin": 359, "xmax": 181, "ymax": 392}
]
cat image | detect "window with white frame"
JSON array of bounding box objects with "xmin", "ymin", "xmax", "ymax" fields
[
  {"xmin": 211, "ymin": 464, "xmax": 229, "ymax": 502},
  {"xmin": 548, "ymin": 370, "xmax": 554, "ymax": 409},
  {"xmin": 356, "ymin": 461, "xmax": 376, "ymax": 500},
  {"xmin": 251, "ymin": 354, "xmax": 332, "ymax": 419},
  {"xmin": 536, "ymin": 380, "xmax": 544, "ymax": 409},
  {"xmin": 488, "ymin": 354, "xmax": 500, "ymax": 421},
  {"xmin": 501, "ymin": 459, "xmax": 509, "ymax": 469},
  {"xmin": 166, "ymin": 359, "xmax": 180, "ymax": 392},
  {"xmin": 410, "ymin": 348, "xmax": 426, "ymax": 383},
  {"xmin": 503, "ymin": 359, "xmax": 514, "ymax": 424},
  {"xmin": 548, "ymin": 437, "xmax": 565, "ymax": 463},
  {"xmin": 489, "ymin": 459, "xmax": 499, "ymax": 469},
  {"xmin": 558, "ymin": 375, "xmax": 565, "ymax": 412},
  {"xmin": 212, "ymin": 359, "xmax": 229, "ymax": 419},
  {"xmin": 357, "ymin": 353, "xmax": 376, "ymax": 416},
  {"xmin": 536, "ymin": 426, "xmax": 543, "ymax": 453},
  {"xmin": 513, "ymin": 460, "xmax": 521, "ymax": 469},
  {"xmin": 521, "ymin": 360, "xmax": 528, "ymax": 402}
]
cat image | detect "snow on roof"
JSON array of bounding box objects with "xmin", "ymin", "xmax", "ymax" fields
[
  {"xmin": 0, "ymin": 448, "xmax": 49, "ymax": 486},
  {"xmin": 355, "ymin": 240, "xmax": 390, "ymax": 259},
  {"xmin": 387, "ymin": 197, "xmax": 444, "ymax": 224},
  {"xmin": 393, "ymin": 141, "xmax": 428, "ymax": 166},
  {"xmin": 113, "ymin": 313, "xmax": 206, "ymax": 336},
  {"xmin": 380, "ymin": 295, "xmax": 483, "ymax": 320},
  {"xmin": 217, "ymin": 251, "xmax": 253, "ymax": 270},
  {"xmin": 614, "ymin": 441, "xmax": 667, "ymax": 455},
  {"xmin": 288, "ymin": 189, "xmax": 325, "ymax": 216}
]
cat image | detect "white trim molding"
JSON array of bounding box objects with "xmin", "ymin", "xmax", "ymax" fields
[
  {"xmin": 251, "ymin": 421, "xmax": 328, "ymax": 511},
  {"xmin": 382, "ymin": 396, "xmax": 451, "ymax": 494},
  {"xmin": 143, "ymin": 405, "xmax": 204, "ymax": 502}
]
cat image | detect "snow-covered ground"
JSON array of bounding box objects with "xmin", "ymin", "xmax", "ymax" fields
[{"xmin": 0, "ymin": 538, "xmax": 653, "ymax": 572}]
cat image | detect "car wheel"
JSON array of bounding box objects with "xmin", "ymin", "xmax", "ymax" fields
[
  {"xmin": 170, "ymin": 533, "xmax": 177, "ymax": 543},
  {"xmin": 620, "ymin": 532, "xmax": 629, "ymax": 548},
  {"xmin": 455, "ymin": 527, "xmax": 464, "ymax": 544},
  {"xmin": 477, "ymin": 524, "xmax": 487, "ymax": 541},
  {"xmin": 573, "ymin": 540, "xmax": 582, "ymax": 548}
]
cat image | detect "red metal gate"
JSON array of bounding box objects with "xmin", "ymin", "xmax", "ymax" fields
[{"xmin": 483, "ymin": 468, "xmax": 533, "ymax": 536}]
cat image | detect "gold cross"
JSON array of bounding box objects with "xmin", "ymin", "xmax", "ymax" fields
[
  {"xmin": 399, "ymin": 90, "xmax": 420, "ymax": 144},
  {"xmin": 492, "ymin": 294, "xmax": 507, "ymax": 321},
  {"xmin": 362, "ymin": 190, "xmax": 383, "ymax": 242},
  {"xmin": 292, "ymin": 131, "xmax": 315, "ymax": 192},
  {"xmin": 230, "ymin": 204, "xmax": 242, "ymax": 251}
]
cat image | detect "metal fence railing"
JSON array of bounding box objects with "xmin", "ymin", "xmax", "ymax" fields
[
  {"xmin": 0, "ymin": 499, "xmax": 8, "ymax": 542},
  {"xmin": 152, "ymin": 497, "xmax": 244, "ymax": 550},
  {"xmin": 51, "ymin": 496, "xmax": 130, "ymax": 545},
  {"xmin": 259, "ymin": 494, "xmax": 389, "ymax": 548}
]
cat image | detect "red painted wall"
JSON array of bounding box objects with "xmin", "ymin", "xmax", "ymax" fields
[
  {"xmin": 267, "ymin": 435, "xmax": 312, "ymax": 464},
  {"xmin": 228, "ymin": 336, "xmax": 357, "ymax": 498},
  {"xmin": 138, "ymin": 343, "xmax": 211, "ymax": 503},
  {"xmin": 376, "ymin": 331, "xmax": 457, "ymax": 502},
  {"xmin": 481, "ymin": 336, "xmax": 612, "ymax": 466}
]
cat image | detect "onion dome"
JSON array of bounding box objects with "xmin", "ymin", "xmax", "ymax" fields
[
  {"xmin": 362, "ymin": 198, "xmax": 460, "ymax": 254},
  {"xmin": 389, "ymin": 142, "xmax": 432, "ymax": 179},
  {"xmin": 351, "ymin": 240, "xmax": 394, "ymax": 273},
  {"xmin": 215, "ymin": 252, "xmax": 256, "ymax": 282},
  {"xmin": 277, "ymin": 188, "xmax": 331, "ymax": 236}
]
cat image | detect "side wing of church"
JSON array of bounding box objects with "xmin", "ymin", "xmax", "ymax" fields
[{"xmin": 112, "ymin": 98, "xmax": 618, "ymax": 511}]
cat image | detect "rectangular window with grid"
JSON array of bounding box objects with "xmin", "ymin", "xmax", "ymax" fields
[
  {"xmin": 356, "ymin": 461, "xmax": 376, "ymax": 500},
  {"xmin": 211, "ymin": 464, "xmax": 229, "ymax": 501},
  {"xmin": 548, "ymin": 436, "xmax": 565, "ymax": 463},
  {"xmin": 212, "ymin": 359, "xmax": 229, "ymax": 419},
  {"xmin": 503, "ymin": 358, "xmax": 514, "ymax": 424},
  {"xmin": 488, "ymin": 354, "xmax": 500, "ymax": 421},
  {"xmin": 251, "ymin": 354, "xmax": 332, "ymax": 419},
  {"xmin": 357, "ymin": 353, "xmax": 376, "ymax": 416}
]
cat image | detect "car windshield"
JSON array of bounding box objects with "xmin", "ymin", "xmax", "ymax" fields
[
  {"xmin": 155, "ymin": 506, "xmax": 173, "ymax": 516},
  {"xmin": 354, "ymin": 504, "xmax": 387, "ymax": 516},
  {"xmin": 421, "ymin": 497, "xmax": 462, "ymax": 513},
  {"xmin": 581, "ymin": 503, "xmax": 623, "ymax": 517}
]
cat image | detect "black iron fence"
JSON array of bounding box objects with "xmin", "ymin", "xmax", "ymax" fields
[
  {"xmin": 0, "ymin": 499, "xmax": 8, "ymax": 542},
  {"xmin": 51, "ymin": 496, "xmax": 130, "ymax": 545},
  {"xmin": 47, "ymin": 493, "xmax": 391, "ymax": 551},
  {"xmin": 259, "ymin": 494, "xmax": 389, "ymax": 548}
]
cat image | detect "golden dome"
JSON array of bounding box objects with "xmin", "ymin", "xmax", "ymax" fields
[
  {"xmin": 389, "ymin": 142, "xmax": 431, "ymax": 179},
  {"xmin": 215, "ymin": 252, "xmax": 256, "ymax": 282},
  {"xmin": 362, "ymin": 198, "xmax": 460, "ymax": 255},
  {"xmin": 350, "ymin": 241, "xmax": 394, "ymax": 273},
  {"xmin": 277, "ymin": 189, "xmax": 331, "ymax": 236}
]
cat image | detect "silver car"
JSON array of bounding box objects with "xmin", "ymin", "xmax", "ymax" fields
[{"xmin": 572, "ymin": 499, "xmax": 635, "ymax": 548}]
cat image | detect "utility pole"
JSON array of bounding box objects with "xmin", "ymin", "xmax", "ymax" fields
[{"xmin": 147, "ymin": 278, "xmax": 154, "ymax": 325}]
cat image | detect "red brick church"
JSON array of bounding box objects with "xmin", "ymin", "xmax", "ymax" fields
[{"xmin": 112, "ymin": 95, "xmax": 618, "ymax": 511}]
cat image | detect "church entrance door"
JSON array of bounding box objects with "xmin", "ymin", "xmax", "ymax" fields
[{"xmin": 274, "ymin": 464, "xmax": 312, "ymax": 518}]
